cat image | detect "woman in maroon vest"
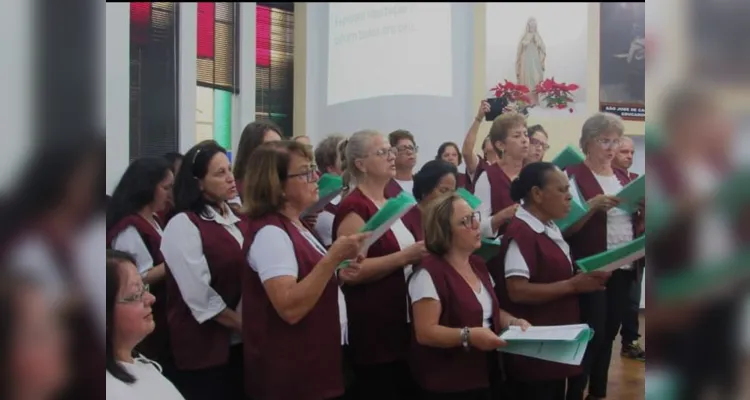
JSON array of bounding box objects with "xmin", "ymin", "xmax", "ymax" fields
[
  {"xmin": 435, "ymin": 142, "xmax": 473, "ymax": 192},
  {"xmin": 160, "ymin": 141, "xmax": 245, "ymax": 400},
  {"xmin": 240, "ymin": 140, "xmax": 367, "ymax": 400},
  {"xmin": 473, "ymin": 112, "xmax": 529, "ymax": 240},
  {"xmin": 232, "ymin": 120, "xmax": 283, "ymax": 199},
  {"xmin": 563, "ymin": 113, "xmax": 643, "ymax": 400},
  {"xmin": 494, "ymin": 162, "xmax": 610, "ymax": 399},
  {"xmin": 333, "ymin": 130, "xmax": 428, "ymax": 400},
  {"xmin": 107, "ymin": 156, "xmax": 174, "ymax": 366},
  {"xmin": 403, "ymin": 159, "xmax": 460, "ymax": 241},
  {"xmin": 314, "ymin": 134, "xmax": 347, "ymax": 247},
  {"xmin": 409, "ymin": 193, "xmax": 529, "ymax": 400}
]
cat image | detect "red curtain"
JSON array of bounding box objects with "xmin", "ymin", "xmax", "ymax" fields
[
  {"xmin": 256, "ymin": 6, "xmax": 271, "ymax": 67},
  {"xmin": 197, "ymin": 3, "xmax": 216, "ymax": 58}
]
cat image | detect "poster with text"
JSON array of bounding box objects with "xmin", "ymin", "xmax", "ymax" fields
[
  {"xmin": 485, "ymin": 3, "xmax": 589, "ymax": 118},
  {"xmin": 599, "ymin": 2, "xmax": 645, "ymax": 121}
]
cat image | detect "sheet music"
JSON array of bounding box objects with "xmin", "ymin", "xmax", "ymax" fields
[
  {"xmin": 360, "ymin": 203, "xmax": 416, "ymax": 254},
  {"xmin": 500, "ymin": 324, "xmax": 588, "ymax": 341}
]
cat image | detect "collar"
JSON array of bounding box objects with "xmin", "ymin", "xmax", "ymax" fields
[
  {"xmin": 515, "ymin": 207, "xmax": 547, "ymax": 233},
  {"xmin": 200, "ymin": 203, "xmax": 241, "ymax": 226}
]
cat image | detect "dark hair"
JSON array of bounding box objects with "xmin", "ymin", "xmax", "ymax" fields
[
  {"xmin": 0, "ymin": 134, "xmax": 104, "ymax": 252},
  {"xmin": 106, "ymin": 157, "xmax": 172, "ymax": 232},
  {"xmin": 527, "ymin": 124, "xmax": 548, "ymax": 139},
  {"xmin": 0, "ymin": 270, "xmax": 39, "ymax": 397},
  {"xmin": 234, "ymin": 120, "xmax": 283, "ymax": 184},
  {"xmin": 435, "ymin": 142, "xmax": 463, "ymax": 166},
  {"xmin": 509, "ymin": 162, "xmax": 558, "ymax": 203},
  {"xmin": 315, "ymin": 134, "xmax": 345, "ymax": 173},
  {"xmin": 173, "ymin": 140, "xmax": 228, "ymax": 219},
  {"xmin": 106, "ymin": 249, "xmax": 138, "ymax": 384},
  {"xmin": 163, "ymin": 152, "xmax": 183, "ymax": 172},
  {"xmin": 413, "ymin": 160, "xmax": 458, "ymax": 202},
  {"xmin": 388, "ymin": 129, "xmax": 416, "ymax": 147}
]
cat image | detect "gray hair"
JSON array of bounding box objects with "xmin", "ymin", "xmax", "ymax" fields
[
  {"xmin": 580, "ymin": 112, "xmax": 625, "ymax": 153},
  {"xmin": 314, "ymin": 134, "xmax": 345, "ymax": 173},
  {"xmin": 341, "ymin": 130, "xmax": 382, "ymax": 196}
]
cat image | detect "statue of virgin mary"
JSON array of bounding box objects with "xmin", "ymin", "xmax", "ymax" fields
[{"xmin": 516, "ymin": 17, "xmax": 546, "ymax": 105}]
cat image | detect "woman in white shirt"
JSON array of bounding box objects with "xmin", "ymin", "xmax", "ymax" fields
[
  {"xmin": 409, "ymin": 192, "xmax": 528, "ymax": 399},
  {"xmin": 241, "ymin": 140, "xmax": 367, "ymax": 400},
  {"xmin": 313, "ymin": 134, "xmax": 347, "ymax": 247},
  {"xmin": 105, "ymin": 249, "xmax": 184, "ymax": 400},
  {"xmin": 160, "ymin": 141, "xmax": 245, "ymax": 400}
]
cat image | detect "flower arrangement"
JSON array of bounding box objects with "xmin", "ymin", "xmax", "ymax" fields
[
  {"xmin": 534, "ymin": 78, "xmax": 580, "ymax": 112},
  {"xmin": 490, "ymin": 80, "xmax": 532, "ymax": 115}
]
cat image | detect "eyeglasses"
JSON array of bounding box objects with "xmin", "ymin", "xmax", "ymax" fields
[
  {"xmin": 595, "ymin": 138, "xmax": 622, "ymax": 149},
  {"xmin": 530, "ymin": 138, "xmax": 550, "ymax": 151},
  {"xmin": 288, "ymin": 165, "xmax": 319, "ymax": 183},
  {"xmin": 373, "ymin": 148, "xmax": 399, "ymax": 158},
  {"xmin": 458, "ymin": 211, "xmax": 481, "ymax": 229},
  {"xmin": 396, "ymin": 145, "xmax": 419, "ymax": 154},
  {"xmin": 118, "ymin": 284, "xmax": 150, "ymax": 304}
]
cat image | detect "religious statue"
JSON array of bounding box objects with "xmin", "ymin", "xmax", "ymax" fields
[{"xmin": 516, "ymin": 17, "xmax": 546, "ymax": 106}]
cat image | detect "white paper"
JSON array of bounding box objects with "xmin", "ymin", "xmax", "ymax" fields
[
  {"xmin": 361, "ymin": 203, "xmax": 416, "ymax": 254},
  {"xmin": 301, "ymin": 188, "xmax": 343, "ymax": 218},
  {"xmin": 592, "ymin": 248, "xmax": 646, "ymax": 273},
  {"xmin": 501, "ymin": 339, "xmax": 589, "ymax": 366},
  {"xmin": 500, "ymin": 324, "xmax": 589, "ymax": 341}
]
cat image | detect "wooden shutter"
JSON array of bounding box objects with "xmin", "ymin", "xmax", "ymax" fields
[
  {"xmin": 256, "ymin": 3, "xmax": 294, "ymax": 137},
  {"xmin": 129, "ymin": 2, "xmax": 180, "ymax": 160}
]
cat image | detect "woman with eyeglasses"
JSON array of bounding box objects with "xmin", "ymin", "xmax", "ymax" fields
[
  {"xmin": 333, "ymin": 130, "xmax": 428, "ymax": 400},
  {"xmin": 563, "ymin": 113, "xmax": 643, "ymax": 400},
  {"xmin": 409, "ymin": 193, "xmax": 529, "ymax": 400},
  {"xmin": 385, "ymin": 130, "xmax": 419, "ymax": 198},
  {"xmin": 401, "ymin": 159, "xmax": 460, "ymax": 241},
  {"xmin": 493, "ymin": 162, "xmax": 609, "ymax": 399},
  {"xmin": 106, "ymin": 156, "xmax": 174, "ymax": 366},
  {"xmin": 473, "ymin": 112, "xmax": 530, "ymax": 240},
  {"xmin": 106, "ymin": 250, "xmax": 184, "ymax": 400},
  {"xmin": 526, "ymin": 125, "xmax": 550, "ymax": 164},
  {"xmin": 160, "ymin": 141, "xmax": 245, "ymax": 400},
  {"xmin": 241, "ymin": 140, "xmax": 368, "ymax": 400}
]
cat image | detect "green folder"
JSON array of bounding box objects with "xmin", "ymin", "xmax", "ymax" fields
[
  {"xmin": 474, "ymin": 237, "xmax": 502, "ymax": 261},
  {"xmin": 646, "ymin": 370, "xmax": 680, "ymax": 400},
  {"xmin": 576, "ymin": 235, "xmax": 646, "ymax": 273},
  {"xmin": 456, "ymin": 188, "xmax": 481, "ymax": 210},
  {"xmin": 551, "ymin": 145, "xmax": 585, "ymax": 170},
  {"xmin": 337, "ymin": 192, "xmax": 417, "ymax": 270},
  {"xmin": 555, "ymin": 178, "xmax": 589, "ymax": 232},
  {"xmin": 318, "ymin": 173, "xmax": 343, "ymax": 199},
  {"xmin": 614, "ymin": 174, "xmax": 645, "ymax": 214},
  {"xmin": 499, "ymin": 324, "xmax": 594, "ymax": 366}
]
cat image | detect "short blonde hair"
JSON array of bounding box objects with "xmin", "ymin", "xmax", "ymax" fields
[
  {"xmin": 579, "ymin": 112, "xmax": 624, "ymax": 153},
  {"xmin": 242, "ymin": 140, "xmax": 313, "ymax": 218},
  {"xmin": 489, "ymin": 112, "xmax": 527, "ymax": 150},
  {"xmin": 422, "ymin": 193, "xmax": 462, "ymax": 256}
]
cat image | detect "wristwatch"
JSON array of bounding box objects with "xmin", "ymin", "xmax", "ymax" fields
[{"xmin": 460, "ymin": 327, "xmax": 471, "ymax": 351}]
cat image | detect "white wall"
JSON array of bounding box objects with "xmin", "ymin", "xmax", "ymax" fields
[{"xmin": 105, "ymin": 2, "xmax": 256, "ymax": 194}]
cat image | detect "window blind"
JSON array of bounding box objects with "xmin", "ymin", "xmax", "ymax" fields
[
  {"xmin": 129, "ymin": 2, "xmax": 180, "ymax": 160},
  {"xmin": 256, "ymin": 3, "xmax": 294, "ymax": 137},
  {"xmin": 197, "ymin": 2, "xmax": 239, "ymax": 93}
]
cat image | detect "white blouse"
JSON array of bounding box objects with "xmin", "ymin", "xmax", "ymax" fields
[
  {"xmin": 110, "ymin": 216, "xmax": 163, "ymax": 276},
  {"xmin": 473, "ymin": 172, "xmax": 501, "ymax": 239},
  {"xmin": 592, "ymin": 173, "xmax": 634, "ymax": 270},
  {"xmin": 106, "ymin": 357, "xmax": 185, "ymax": 400},
  {"xmin": 160, "ymin": 204, "xmax": 243, "ymax": 344},
  {"xmin": 315, "ymin": 194, "xmax": 341, "ymax": 247},
  {"xmin": 247, "ymin": 223, "xmax": 349, "ymax": 345},
  {"xmin": 409, "ymin": 268, "xmax": 495, "ymax": 328},
  {"xmin": 504, "ymin": 207, "xmax": 572, "ymax": 279}
]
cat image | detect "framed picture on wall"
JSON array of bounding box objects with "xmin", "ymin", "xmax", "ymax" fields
[{"xmin": 599, "ymin": 2, "xmax": 645, "ymax": 121}]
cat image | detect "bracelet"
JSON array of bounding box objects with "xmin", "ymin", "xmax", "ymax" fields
[{"xmin": 460, "ymin": 327, "xmax": 471, "ymax": 351}]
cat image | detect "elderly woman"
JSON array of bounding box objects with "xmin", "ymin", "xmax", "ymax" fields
[
  {"xmin": 333, "ymin": 130, "xmax": 427, "ymax": 400},
  {"xmin": 494, "ymin": 162, "xmax": 610, "ymax": 399},
  {"xmin": 314, "ymin": 134, "xmax": 347, "ymax": 246},
  {"xmin": 563, "ymin": 112, "xmax": 644, "ymax": 400},
  {"xmin": 409, "ymin": 193, "xmax": 529, "ymax": 399},
  {"xmin": 106, "ymin": 250, "xmax": 185, "ymax": 399},
  {"xmin": 402, "ymin": 159, "xmax": 459, "ymax": 241},
  {"xmin": 241, "ymin": 140, "xmax": 367, "ymax": 400}
]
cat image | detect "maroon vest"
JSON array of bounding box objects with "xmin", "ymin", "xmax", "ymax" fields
[
  {"xmin": 492, "ymin": 217, "xmax": 582, "ymax": 381},
  {"xmin": 564, "ymin": 163, "xmax": 635, "ymax": 260},
  {"xmin": 166, "ymin": 210, "xmax": 245, "ymax": 370},
  {"xmin": 323, "ymin": 202, "xmax": 339, "ymax": 215},
  {"xmin": 243, "ymin": 213, "xmax": 343, "ymax": 400},
  {"xmin": 409, "ymin": 254, "xmax": 501, "ymax": 393},
  {"xmin": 332, "ymin": 188, "xmax": 412, "ymax": 365},
  {"xmin": 106, "ymin": 214, "xmax": 170, "ymax": 362},
  {"xmin": 385, "ymin": 178, "xmax": 404, "ymax": 199},
  {"xmin": 457, "ymin": 173, "xmax": 475, "ymax": 193},
  {"xmin": 402, "ymin": 206, "xmax": 424, "ymax": 242}
]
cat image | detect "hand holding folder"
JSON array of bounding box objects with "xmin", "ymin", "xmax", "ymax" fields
[
  {"xmin": 337, "ymin": 192, "xmax": 417, "ymax": 270},
  {"xmin": 576, "ymin": 235, "xmax": 646, "ymax": 273},
  {"xmin": 498, "ymin": 324, "xmax": 594, "ymax": 365}
]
